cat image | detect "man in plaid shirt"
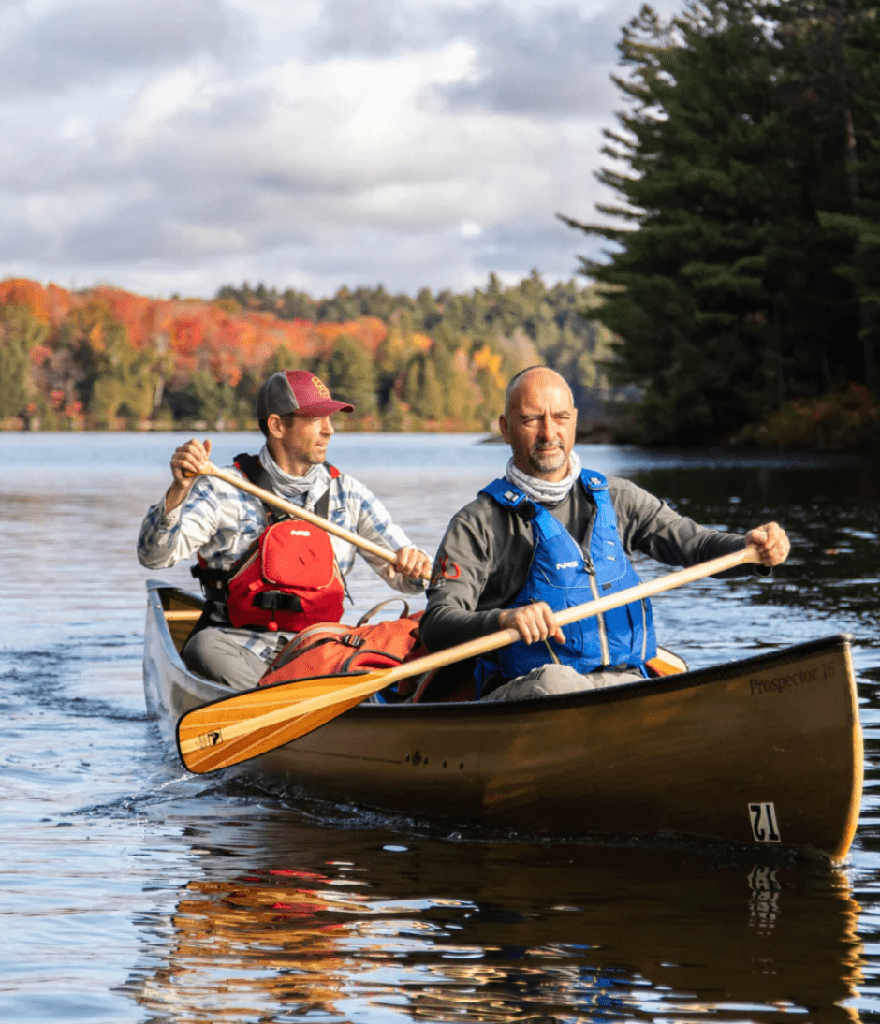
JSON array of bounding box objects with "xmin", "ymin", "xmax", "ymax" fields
[{"xmin": 138, "ymin": 370, "xmax": 431, "ymax": 689}]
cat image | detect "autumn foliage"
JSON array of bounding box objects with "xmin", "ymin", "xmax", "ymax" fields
[{"xmin": 0, "ymin": 274, "xmax": 614, "ymax": 433}]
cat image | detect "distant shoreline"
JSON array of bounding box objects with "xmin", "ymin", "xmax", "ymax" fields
[{"xmin": 3, "ymin": 422, "xmax": 618, "ymax": 444}]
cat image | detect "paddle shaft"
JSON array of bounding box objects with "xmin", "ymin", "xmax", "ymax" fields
[
  {"xmin": 179, "ymin": 544, "xmax": 761, "ymax": 757},
  {"xmin": 201, "ymin": 461, "xmax": 430, "ymax": 578}
]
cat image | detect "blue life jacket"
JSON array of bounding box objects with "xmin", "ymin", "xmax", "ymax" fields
[{"xmin": 475, "ymin": 471, "xmax": 657, "ymax": 688}]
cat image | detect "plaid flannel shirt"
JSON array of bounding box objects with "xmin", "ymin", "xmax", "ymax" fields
[{"xmin": 138, "ymin": 461, "xmax": 422, "ymax": 663}]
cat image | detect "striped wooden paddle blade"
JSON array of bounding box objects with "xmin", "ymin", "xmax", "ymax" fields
[{"xmin": 176, "ymin": 671, "xmax": 390, "ymax": 773}]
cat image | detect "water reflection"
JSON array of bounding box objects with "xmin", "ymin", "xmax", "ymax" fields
[{"xmin": 122, "ymin": 819, "xmax": 864, "ymax": 1023}]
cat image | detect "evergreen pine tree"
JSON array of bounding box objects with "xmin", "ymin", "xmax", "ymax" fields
[
  {"xmin": 561, "ymin": 0, "xmax": 869, "ymax": 442},
  {"xmin": 325, "ymin": 334, "xmax": 377, "ymax": 416}
]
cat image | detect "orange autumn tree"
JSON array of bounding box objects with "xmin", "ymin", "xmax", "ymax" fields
[{"xmin": 0, "ymin": 276, "xmax": 538, "ymax": 430}]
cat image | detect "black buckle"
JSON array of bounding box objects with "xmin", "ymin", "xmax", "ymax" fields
[{"xmin": 252, "ymin": 591, "xmax": 304, "ymax": 612}]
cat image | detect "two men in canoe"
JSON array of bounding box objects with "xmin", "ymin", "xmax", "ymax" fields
[
  {"xmin": 140, "ymin": 362, "xmax": 789, "ymax": 702},
  {"xmin": 419, "ymin": 366, "xmax": 790, "ymax": 701},
  {"xmin": 138, "ymin": 370, "xmax": 431, "ymax": 689}
]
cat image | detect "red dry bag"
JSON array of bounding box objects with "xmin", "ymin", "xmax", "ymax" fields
[{"xmin": 226, "ymin": 520, "xmax": 345, "ymax": 633}]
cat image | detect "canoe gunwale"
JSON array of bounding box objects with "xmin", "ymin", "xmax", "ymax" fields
[{"xmin": 146, "ymin": 578, "xmax": 856, "ymax": 719}]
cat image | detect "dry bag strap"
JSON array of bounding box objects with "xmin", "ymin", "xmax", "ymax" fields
[{"xmin": 356, "ymin": 597, "xmax": 411, "ymax": 626}]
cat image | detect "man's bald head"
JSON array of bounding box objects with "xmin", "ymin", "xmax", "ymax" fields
[{"xmin": 505, "ymin": 366, "xmax": 574, "ymax": 418}]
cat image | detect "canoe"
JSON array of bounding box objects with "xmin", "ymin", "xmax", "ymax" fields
[{"xmin": 143, "ymin": 579, "xmax": 863, "ymax": 863}]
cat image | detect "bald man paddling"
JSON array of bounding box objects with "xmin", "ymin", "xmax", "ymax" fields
[{"xmin": 419, "ymin": 366, "xmax": 790, "ymax": 701}]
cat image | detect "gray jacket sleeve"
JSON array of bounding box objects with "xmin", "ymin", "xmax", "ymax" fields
[
  {"xmin": 420, "ymin": 491, "xmax": 559, "ymax": 652},
  {"xmin": 611, "ymin": 477, "xmax": 750, "ymax": 567}
]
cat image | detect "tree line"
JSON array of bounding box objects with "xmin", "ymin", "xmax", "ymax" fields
[
  {"xmin": 5, "ymin": 0, "xmax": 878, "ymax": 447},
  {"xmin": 0, "ymin": 274, "xmax": 623, "ymax": 434},
  {"xmin": 560, "ymin": 0, "xmax": 880, "ymax": 447}
]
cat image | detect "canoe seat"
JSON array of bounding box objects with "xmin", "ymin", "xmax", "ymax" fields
[{"xmin": 645, "ymin": 649, "xmax": 688, "ymax": 676}]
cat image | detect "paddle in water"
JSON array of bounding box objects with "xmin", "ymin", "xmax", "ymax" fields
[{"xmin": 176, "ymin": 545, "xmax": 762, "ymax": 773}]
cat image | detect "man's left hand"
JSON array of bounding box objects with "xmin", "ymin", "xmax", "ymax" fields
[
  {"xmin": 745, "ymin": 522, "xmax": 790, "ymax": 566},
  {"xmin": 389, "ymin": 547, "xmax": 433, "ymax": 580}
]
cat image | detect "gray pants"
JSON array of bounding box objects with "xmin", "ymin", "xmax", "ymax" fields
[
  {"xmin": 182, "ymin": 627, "xmax": 289, "ymax": 691},
  {"xmin": 482, "ymin": 663, "xmax": 644, "ymax": 701}
]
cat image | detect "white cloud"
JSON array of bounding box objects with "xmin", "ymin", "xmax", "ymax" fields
[
  {"xmin": 0, "ymin": 0, "xmax": 684, "ymax": 298},
  {"xmin": 126, "ymin": 63, "xmax": 221, "ymax": 143}
]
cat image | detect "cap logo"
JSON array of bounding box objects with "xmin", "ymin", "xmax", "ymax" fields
[{"xmin": 312, "ymin": 376, "xmax": 331, "ymax": 400}]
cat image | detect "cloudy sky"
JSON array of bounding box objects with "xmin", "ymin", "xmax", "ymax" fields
[{"xmin": 1, "ymin": 0, "xmax": 680, "ymax": 300}]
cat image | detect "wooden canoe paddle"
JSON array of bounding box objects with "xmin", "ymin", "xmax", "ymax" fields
[
  {"xmin": 177, "ymin": 545, "xmax": 762, "ymax": 773},
  {"xmin": 199, "ymin": 461, "xmax": 431, "ymax": 579}
]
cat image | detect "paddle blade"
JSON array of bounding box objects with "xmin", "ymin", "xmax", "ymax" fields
[{"xmin": 177, "ymin": 671, "xmax": 389, "ymax": 773}]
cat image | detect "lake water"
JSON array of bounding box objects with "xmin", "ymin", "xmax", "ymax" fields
[{"xmin": 2, "ymin": 431, "xmax": 879, "ymax": 1023}]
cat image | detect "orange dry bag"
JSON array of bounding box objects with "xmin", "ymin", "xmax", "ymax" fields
[{"xmin": 259, "ymin": 606, "xmax": 425, "ymax": 698}]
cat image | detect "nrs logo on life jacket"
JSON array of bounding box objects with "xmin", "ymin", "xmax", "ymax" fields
[{"xmin": 226, "ymin": 520, "xmax": 345, "ymax": 633}]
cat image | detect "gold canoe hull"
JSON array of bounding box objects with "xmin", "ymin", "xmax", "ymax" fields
[{"xmin": 144, "ymin": 581, "xmax": 863, "ymax": 863}]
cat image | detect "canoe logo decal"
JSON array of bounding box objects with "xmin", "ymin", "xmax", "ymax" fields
[
  {"xmin": 749, "ymin": 801, "xmax": 781, "ymax": 843},
  {"xmin": 197, "ymin": 729, "xmax": 224, "ymax": 749},
  {"xmin": 749, "ymin": 659, "xmax": 835, "ymax": 697}
]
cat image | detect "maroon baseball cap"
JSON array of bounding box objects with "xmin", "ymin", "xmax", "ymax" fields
[{"xmin": 255, "ymin": 370, "xmax": 354, "ymax": 418}]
